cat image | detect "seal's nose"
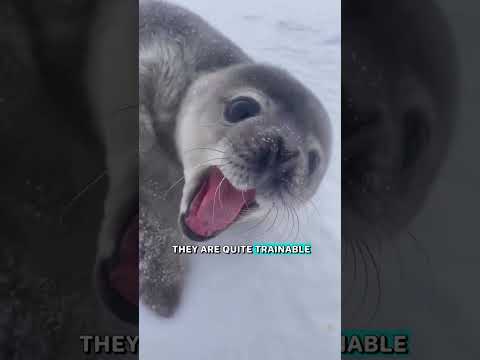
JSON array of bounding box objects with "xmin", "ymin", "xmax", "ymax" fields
[{"xmin": 254, "ymin": 136, "xmax": 300, "ymax": 174}]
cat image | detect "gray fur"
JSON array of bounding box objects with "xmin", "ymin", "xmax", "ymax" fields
[{"xmin": 139, "ymin": 0, "xmax": 250, "ymax": 156}]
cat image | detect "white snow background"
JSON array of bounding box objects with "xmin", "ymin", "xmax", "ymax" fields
[{"xmin": 139, "ymin": 0, "xmax": 341, "ymax": 359}]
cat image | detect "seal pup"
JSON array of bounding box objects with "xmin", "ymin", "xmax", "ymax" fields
[{"xmin": 138, "ymin": 0, "xmax": 332, "ymax": 316}]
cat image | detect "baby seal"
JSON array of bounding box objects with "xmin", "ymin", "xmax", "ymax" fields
[{"xmin": 139, "ymin": 0, "xmax": 332, "ymax": 316}]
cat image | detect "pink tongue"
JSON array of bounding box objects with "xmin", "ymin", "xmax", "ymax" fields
[
  {"xmin": 109, "ymin": 214, "xmax": 139, "ymax": 305},
  {"xmin": 185, "ymin": 167, "xmax": 255, "ymax": 237}
]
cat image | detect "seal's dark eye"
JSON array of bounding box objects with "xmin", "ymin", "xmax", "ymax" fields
[
  {"xmin": 308, "ymin": 150, "xmax": 320, "ymax": 175},
  {"xmin": 224, "ymin": 97, "xmax": 260, "ymax": 123}
]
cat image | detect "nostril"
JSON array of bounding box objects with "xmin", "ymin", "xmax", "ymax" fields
[
  {"xmin": 274, "ymin": 136, "xmax": 299, "ymax": 165},
  {"xmin": 253, "ymin": 136, "xmax": 299, "ymax": 173},
  {"xmin": 256, "ymin": 146, "xmax": 274, "ymax": 170},
  {"xmin": 280, "ymin": 148, "xmax": 300, "ymax": 163},
  {"xmin": 254, "ymin": 135, "xmax": 282, "ymax": 170},
  {"xmin": 308, "ymin": 150, "xmax": 320, "ymax": 175}
]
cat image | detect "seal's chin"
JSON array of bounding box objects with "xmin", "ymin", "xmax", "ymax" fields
[
  {"xmin": 180, "ymin": 166, "xmax": 257, "ymax": 241},
  {"xmin": 97, "ymin": 211, "xmax": 139, "ymax": 324}
]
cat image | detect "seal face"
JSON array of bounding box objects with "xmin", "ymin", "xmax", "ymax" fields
[
  {"xmin": 341, "ymin": 0, "xmax": 458, "ymax": 324},
  {"xmin": 175, "ymin": 64, "xmax": 332, "ymax": 241},
  {"xmin": 341, "ymin": 0, "xmax": 457, "ymax": 246}
]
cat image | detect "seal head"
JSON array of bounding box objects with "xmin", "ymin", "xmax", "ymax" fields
[{"xmin": 176, "ymin": 63, "xmax": 332, "ymax": 241}]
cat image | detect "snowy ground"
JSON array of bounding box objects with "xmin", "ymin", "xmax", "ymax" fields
[{"xmin": 140, "ymin": 1, "xmax": 341, "ymax": 359}]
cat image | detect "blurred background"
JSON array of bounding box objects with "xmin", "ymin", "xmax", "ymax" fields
[{"xmin": 342, "ymin": 1, "xmax": 480, "ymax": 359}]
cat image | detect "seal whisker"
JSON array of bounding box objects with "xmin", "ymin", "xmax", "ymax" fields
[
  {"xmin": 344, "ymin": 205, "xmax": 385, "ymax": 321},
  {"xmin": 289, "ymin": 194, "xmax": 304, "ymax": 243},
  {"xmin": 241, "ymin": 190, "xmax": 249, "ymax": 211},
  {"xmin": 287, "ymin": 205, "xmax": 301, "ymax": 243},
  {"xmin": 161, "ymin": 175, "xmax": 186, "ymax": 200},
  {"xmin": 279, "ymin": 197, "xmax": 294, "ymax": 243},
  {"xmin": 264, "ymin": 203, "xmax": 280, "ymax": 235},
  {"xmin": 217, "ymin": 177, "xmax": 227, "ymax": 209},
  {"xmin": 273, "ymin": 202, "xmax": 287, "ymax": 243},
  {"xmin": 350, "ymin": 238, "xmax": 369, "ymax": 321},
  {"xmin": 162, "ymin": 158, "xmax": 231, "ymax": 199},
  {"xmin": 280, "ymin": 181, "xmax": 307, "ymax": 243},
  {"xmin": 300, "ymin": 202, "xmax": 314, "ymax": 229},
  {"xmin": 284, "ymin": 199, "xmax": 303, "ymax": 244},
  {"xmin": 238, "ymin": 203, "xmax": 275, "ymax": 236},
  {"xmin": 361, "ymin": 239, "xmax": 382, "ymax": 322},
  {"xmin": 187, "ymin": 157, "xmax": 231, "ymax": 173},
  {"xmin": 306, "ymin": 198, "xmax": 322, "ymax": 219},
  {"xmin": 342, "ymin": 236, "xmax": 358, "ymax": 311},
  {"xmin": 284, "ymin": 203, "xmax": 296, "ymax": 243},
  {"xmin": 211, "ymin": 175, "xmax": 226, "ymax": 224},
  {"xmin": 183, "ymin": 147, "xmax": 226, "ymax": 155},
  {"xmin": 60, "ymin": 170, "xmax": 107, "ymax": 224},
  {"xmin": 292, "ymin": 205, "xmax": 302, "ymax": 243}
]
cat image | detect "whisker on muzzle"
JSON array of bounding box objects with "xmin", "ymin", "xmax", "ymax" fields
[{"xmin": 60, "ymin": 170, "xmax": 107, "ymax": 224}]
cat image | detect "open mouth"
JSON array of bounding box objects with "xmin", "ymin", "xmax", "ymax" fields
[
  {"xmin": 181, "ymin": 166, "xmax": 256, "ymax": 241},
  {"xmin": 98, "ymin": 207, "xmax": 139, "ymax": 324}
]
